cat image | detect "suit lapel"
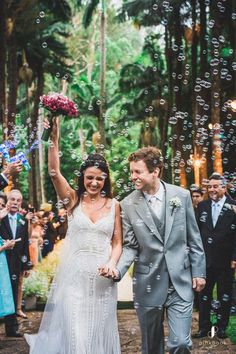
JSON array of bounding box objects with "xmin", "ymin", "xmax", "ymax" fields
[
  {"xmin": 3, "ymin": 216, "xmax": 14, "ymax": 239},
  {"xmin": 16, "ymin": 213, "xmax": 22, "ymax": 238},
  {"xmin": 205, "ymin": 200, "xmax": 214, "ymax": 231},
  {"xmin": 164, "ymin": 183, "xmax": 176, "ymax": 244},
  {"xmin": 135, "ymin": 191, "xmax": 164, "ymax": 244},
  {"xmin": 214, "ymin": 196, "xmax": 232, "ymax": 229}
]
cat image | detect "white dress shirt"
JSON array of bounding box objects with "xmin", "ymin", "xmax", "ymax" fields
[
  {"xmin": 8, "ymin": 213, "xmax": 17, "ymax": 239},
  {"xmin": 211, "ymin": 195, "xmax": 226, "ymax": 227},
  {"xmin": 144, "ymin": 182, "xmax": 165, "ymax": 220}
]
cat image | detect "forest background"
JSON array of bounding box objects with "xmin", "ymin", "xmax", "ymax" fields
[{"xmin": 0, "ymin": 0, "xmax": 235, "ymax": 209}]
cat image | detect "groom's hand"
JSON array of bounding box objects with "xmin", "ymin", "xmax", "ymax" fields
[{"xmin": 192, "ymin": 277, "xmax": 206, "ymax": 292}]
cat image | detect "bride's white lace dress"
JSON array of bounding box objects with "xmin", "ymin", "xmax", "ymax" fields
[{"xmin": 25, "ymin": 199, "xmax": 120, "ymax": 354}]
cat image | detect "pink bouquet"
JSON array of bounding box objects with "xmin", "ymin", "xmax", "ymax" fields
[{"xmin": 40, "ymin": 92, "xmax": 78, "ymax": 141}]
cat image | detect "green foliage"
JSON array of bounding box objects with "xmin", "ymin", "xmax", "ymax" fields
[
  {"xmin": 227, "ymin": 316, "xmax": 236, "ymax": 344},
  {"xmin": 23, "ymin": 242, "xmax": 62, "ymax": 300},
  {"xmin": 23, "ymin": 271, "xmax": 49, "ymax": 300},
  {"xmin": 106, "ymin": 123, "xmax": 140, "ymax": 200},
  {"xmin": 119, "ymin": 33, "xmax": 167, "ymax": 123},
  {"xmin": 83, "ymin": 0, "xmax": 100, "ymax": 28}
]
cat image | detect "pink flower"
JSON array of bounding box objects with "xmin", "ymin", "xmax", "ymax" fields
[{"xmin": 40, "ymin": 92, "xmax": 79, "ymax": 117}]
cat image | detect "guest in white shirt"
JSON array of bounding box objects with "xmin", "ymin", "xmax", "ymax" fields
[{"xmin": 194, "ymin": 173, "xmax": 236, "ymax": 339}]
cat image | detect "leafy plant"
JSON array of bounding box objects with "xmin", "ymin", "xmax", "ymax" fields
[
  {"xmin": 23, "ymin": 241, "xmax": 63, "ymax": 300},
  {"xmin": 23, "ymin": 271, "xmax": 49, "ymax": 300}
]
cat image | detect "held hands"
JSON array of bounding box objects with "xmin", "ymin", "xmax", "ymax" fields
[
  {"xmin": 98, "ymin": 261, "xmax": 119, "ymax": 279},
  {"xmin": 192, "ymin": 277, "xmax": 206, "ymax": 292},
  {"xmin": 3, "ymin": 239, "xmax": 15, "ymax": 250}
]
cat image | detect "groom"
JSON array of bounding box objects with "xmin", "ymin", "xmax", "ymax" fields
[{"xmin": 115, "ymin": 147, "xmax": 206, "ymax": 354}]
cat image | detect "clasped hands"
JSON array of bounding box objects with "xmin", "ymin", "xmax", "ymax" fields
[{"xmin": 98, "ymin": 261, "xmax": 119, "ymax": 279}]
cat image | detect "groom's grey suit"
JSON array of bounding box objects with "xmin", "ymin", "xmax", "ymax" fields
[{"xmin": 117, "ymin": 181, "xmax": 206, "ymax": 354}]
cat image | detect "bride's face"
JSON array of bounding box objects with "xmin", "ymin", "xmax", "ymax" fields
[{"xmin": 83, "ymin": 167, "xmax": 107, "ymax": 197}]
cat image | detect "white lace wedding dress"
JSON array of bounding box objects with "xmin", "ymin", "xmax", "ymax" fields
[{"xmin": 25, "ymin": 199, "xmax": 120, "ymax": 354}]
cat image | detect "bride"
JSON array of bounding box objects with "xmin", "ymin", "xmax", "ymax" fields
[{"xmin": 25, "ymin": 118, "xmax": 122, "ymax": 354}]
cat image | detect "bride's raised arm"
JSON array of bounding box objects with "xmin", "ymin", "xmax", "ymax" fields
[{"xmin": 46, "ymin": 117, "xmax": 77, "ymax": 209}]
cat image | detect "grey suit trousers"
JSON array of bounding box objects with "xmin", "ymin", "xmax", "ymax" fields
[{"xmin": 136, "ymin": 287, "xmax": 192, "ymax": 354}]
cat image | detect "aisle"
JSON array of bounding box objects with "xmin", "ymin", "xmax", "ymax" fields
[{"xmin": 0, "ymin": 310, "xmax": 235, "ymax": 353}]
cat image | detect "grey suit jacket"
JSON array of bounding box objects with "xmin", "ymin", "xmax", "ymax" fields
[{"xmin": 117, "ymin": 181, "xmax": 206, "ymax": 306}]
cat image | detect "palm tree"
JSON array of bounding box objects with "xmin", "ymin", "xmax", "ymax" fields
[{"xmin": 82, "ymin": 0, "xmax": 106, "ymax": 149}]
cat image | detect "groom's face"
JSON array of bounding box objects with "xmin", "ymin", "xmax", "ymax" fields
[{"xmin": 130, "ymin": 160, "xmax": 159, "ymax": 193}]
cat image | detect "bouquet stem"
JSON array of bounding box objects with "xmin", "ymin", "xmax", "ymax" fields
[{"xmin": 41, "ymin": 114, "xmax": 53, "ymax": 141}]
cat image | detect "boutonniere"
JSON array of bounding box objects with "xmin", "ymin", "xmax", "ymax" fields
[
  {"xmin": 169, "ymin": 197, "xmax": 182, "ymax": 215},
  {"xmin": 17, "ymin": 217, "xmax": 25, "ymax": 225},
  {"xmin": 224, "ymin": 203, "xmax": 235, "ymax": 212}
]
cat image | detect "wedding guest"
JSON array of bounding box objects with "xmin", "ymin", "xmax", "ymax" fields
[
  {"xmin": 190, "ymin": 185, "xmax": 204, "ymax": 312},
  {"xmin": 25, "ymin": 117, "xmax": 122, "ymax": 353},
  {"xmin": 41, "ymin": 212, "xmax": 56, "ymax": 257},
  {"xmin": 190, "ymin": 185, "xmax": 204, "ymax": 210},
  {"xmin": 0, "ymin": 161, "xmax": 22, "ymax": 190},
  {"xmin": 0, "ymin": 189, "xmax": 30, "ymax": 337},
  {"xmin": 28, "ymin": 214, "xmax": 44, "ymax": 267},
  {"xmin": 53, "ymin": 207, "xmax": 68, "ymax": 241},
  {"xmin": 17, "ymin": 200, "xmax": 33, "ymax": 319},
  {"xmin": 194, "ymin": 173, "xmax": 236, "ymax": 339},
  {"xmin": 0, "ymin": 238, "xmax": 15, "ymax": 319}
]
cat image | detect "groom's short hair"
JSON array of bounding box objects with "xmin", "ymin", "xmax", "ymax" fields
[{"xmin": 128, "ymin": 147, "xmax": 163, "ymax": 176}]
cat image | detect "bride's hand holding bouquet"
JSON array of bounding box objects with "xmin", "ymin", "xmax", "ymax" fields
[{"xmin": 43, "ymin": 116, "xmax": 60, "ymax": 143}]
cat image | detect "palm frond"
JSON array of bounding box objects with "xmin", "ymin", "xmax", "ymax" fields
[{"xmin": 82, "ymin": 0, "xmax": 99, "ymax": 28}]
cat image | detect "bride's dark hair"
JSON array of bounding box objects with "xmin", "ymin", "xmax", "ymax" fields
[{"xmin": 77, "ymin": 153, "xmax": 113, "ymax": 202}]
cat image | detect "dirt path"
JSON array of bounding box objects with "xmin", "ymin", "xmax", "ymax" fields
[{"xmin": 0, "ymin": 310, "xmax": 235, "ymax": 353}]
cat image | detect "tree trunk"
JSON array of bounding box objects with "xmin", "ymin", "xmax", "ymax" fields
[
  {"xmin": 210, "ymin": 2, "xmax": 223, "ymax": 174},
  {"xmin": 98, "ymin": 0, "xmax": 106, "ymax": 150},
  {"xmin": 173, "ymin": 7, "xmax": 187, "ymax": 187},
  {"xmin": 38, "ymin": 108, "xmax": 46, "ymax": 204},
  {"xmin": 191, "ymin": 0, "xmax": 204, "ymax": 186},
  {"xmin": 163, "ymin": 25, "xmax": 173, "ymax": 181},
  {"xmin": 28, "ymin": 64, "xmax": 44, "ymax": 208},
  {"xmin": 199, "ymin": 0, "xmax": 209, "ymax": 181},
  {"xmin": 87, "ymin": 14, "xmax": 97, "ymax": 83},
  {"xmin": 7, "ymin": 34, "xmax": 18, "ymax": 138},
  {"xmin": 0, "ymin": 1, "xmax": 7, "ymax": 135}
]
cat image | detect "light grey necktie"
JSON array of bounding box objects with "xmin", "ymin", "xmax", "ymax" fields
[
  {"xmin": 9, "ymin": 215, "xmax": 17, "ymax": 239},
  {"xmin": 149, "ymin": 196, "xmax": 162, "ymax": 220},
  {"xmin": 212, "ymin": 203, "xmax": 220, "ymax": 227}
]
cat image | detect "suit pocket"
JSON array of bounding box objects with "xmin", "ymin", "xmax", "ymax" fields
[
  {"xmin": 134, "ymin": 263, "xmax": 150, "ymax": 274},
  {"xmin": 184, "ymin": 257, "xmax": 191, "ymax": 269}
]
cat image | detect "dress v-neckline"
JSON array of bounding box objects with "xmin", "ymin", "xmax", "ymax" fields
[{"xmin": 79, "ymin": 200, "xmax": 113, "ymax": 225}]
